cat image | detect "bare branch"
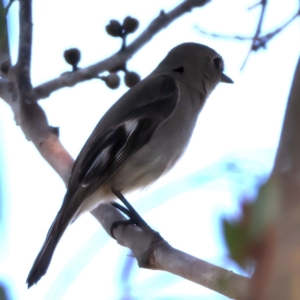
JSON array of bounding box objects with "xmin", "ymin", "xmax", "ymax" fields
[
  {"xmin": 258, "ymin": 10, "xmax": 299, "ymax": 46},
  {"xmin": 31, "ymin": 0, "xmax": 211, "ymax": 101},
  {"xmin": 0, "ymin": 78, "xmax": 74, "ymax": 183},
  {"xmin": 241, "ymin": 0, "xmax": 267, "ymax": 70},
  {"xmin": 195, "ymin": 25, "xmax": 253, "ymax": 41},
  {"xmin": 196, "ymin": 9, "xmax": 299, "ymax": 70},
  {"xmin": 248, "ymin": 1, "xmax": 263, "ymax": 11},
  {"xmin": 0, "ymin": 0, "xmax": 11, "ymax": 74},
  {"xmin": 196, "ymin": 10, "xmax": 299, "ymax": 44},
  {"xmin": 93, "ymin": 203, "xmax": 250, "ymax": 300},
  {"xmin": 0, "ymin": 0, "xmax": 74, "ymax": 183},
  {"xmin": 4, "ymin": 0, "xmax": 16, "ymax": 15},
  {"xmin": 15, "ymin": 0, "xmax": 33, "ymax": 98}
]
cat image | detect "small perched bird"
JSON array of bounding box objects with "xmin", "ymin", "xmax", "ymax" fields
[{"xmin": 26, "ymin": 42, "xmax": 233, "ymax": 287}]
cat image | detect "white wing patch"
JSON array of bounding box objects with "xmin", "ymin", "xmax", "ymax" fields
[
  {"xmin": 81, "ymin": 145, "xmax": 112, "ymax": 187},
  {"xmin": 124, "ymin": 119, "xmax": 138, "ymax": 136}
]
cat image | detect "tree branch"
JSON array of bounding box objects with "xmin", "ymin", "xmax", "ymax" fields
[
  {"xmin": 15, "ymin": 0, "xmax": 32, "ymax": 98},
  {"xmin": 1, "ymin": 0, "xmax": 74, "ymax": 183},
  {"xmin": 0, "ymin": 77, "xmax": 74, "ymax": 183},
  {"xmin": 0, "ymin": 0, "xmax": 11, "ymax": 75},
  {"xmin": 31, "ymin": 0, "xmax": 211, "ymax": 101},
  {"xmin": 196, "ymin": 10, "xmax": 299, "ymax": 47},
  {"xmin": 241, "ymin": 0, "xmax": 267, "ymax": 70},
  {"xmin": 93, "ymin": 203, "xmax": 250, "ymax": 300}
]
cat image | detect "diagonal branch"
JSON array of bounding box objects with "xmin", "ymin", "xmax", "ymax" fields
[
  {"xmin": 196, "ymin": 9, "xmax": 299, "ymax": 71},
  {"xmin": 31, "ymin": 0, "xmax": 211, "ymax": 101},
  {"xmin": 93, "ymin": 203, "xmax": 250, "ymax": 299},
  {"xmin": 196, "ymin": 10, "xmax": 299, "ymax": 45},
  {"xmin": 241, "ymin": 0, "xmax": 268, "ymax": 70},
  {"xmin": 4, "ymin": 0, "xmax": 16, "ymax": 15}
]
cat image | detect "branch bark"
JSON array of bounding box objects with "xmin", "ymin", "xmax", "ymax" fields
[
  {"xmin": 15, "ymin": 0, "xmax": 32, "ymax": 97},
  {"xmin": 241, "ymin": 0, "xmax": 268, "ymax": 70},
  {"xmin": 1, "ymin": 0, "xmax": 74, "ymax": 183},
  {"xmin": 93, "ymin": 203, "xmax": 249, "ymax": 299},
  {"xmin": 0, "ymin": 0, "xmax": 11, "ymax": 74}
]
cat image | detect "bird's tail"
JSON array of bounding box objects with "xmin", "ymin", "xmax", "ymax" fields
[{"xmin": 26, "ymin": 213, "xmax": 68, "ymax": 288}]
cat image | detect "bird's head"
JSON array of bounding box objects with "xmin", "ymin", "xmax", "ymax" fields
[{"xmin": 156, "ymin": 42, "xmax": 233, "ymax": 96}]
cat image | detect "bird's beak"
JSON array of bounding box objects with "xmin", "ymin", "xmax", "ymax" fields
[{"xmin": 221, "ymin": 73, "xmax": 234, "ymax": 84}]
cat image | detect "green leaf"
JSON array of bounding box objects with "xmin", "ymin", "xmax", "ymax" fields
[
  {"xmin": 249, "ymin": 177, "xmax": 281, "ymax": 240},
  {"xmin": 223, "ymin": 219, "xmax": 248, "ymax": 268}
]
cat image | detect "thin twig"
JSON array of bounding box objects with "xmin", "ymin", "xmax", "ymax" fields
[
  {"xmin": 241, "ymin": 0, "xmax": 267, "ymax": 70},
  {"xmin": 4, "ymin": 0, "xmax": 16, "ymax": 15},
  {"xmin": 196, "ymin": 9, "xmax": 299, "ymax": 70},
  {"xmin": 248, "ymin": 1, "xmax": 263, "ymax": 11},
  {"xmin": 261, "ymin": 10, "xmax": 299, "ymax": 41},
  {"xmin": 196, "ymin": 9, "xmax": 299, "ymax": 44},
  {"xmin": 195, "ymin": 25, "xmax": 253, "ymax": 40}
]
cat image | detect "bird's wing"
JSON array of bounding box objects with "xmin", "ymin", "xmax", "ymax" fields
[
  {"xmin": 78, "ymin": 75, "xmax": 179, "ymax": 194},
  {"xmin": 64, "ymin": 74, "xmax": 180, "ymax": 218}
]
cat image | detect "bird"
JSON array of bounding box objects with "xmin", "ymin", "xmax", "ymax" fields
[{"xmin": 26, "ymin": 42, "xmax": 233, "ymax": 287}]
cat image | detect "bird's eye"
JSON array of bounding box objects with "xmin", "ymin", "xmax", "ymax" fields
[
  {"xmin": 213, "ymin": 57, "xmax": 223, "ymax": 70},
  {"xmin": 173, "ymin": 66, "xmax": 184, "ymax": 73}
]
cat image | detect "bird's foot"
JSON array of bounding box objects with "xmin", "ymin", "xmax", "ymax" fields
[{"xmin": 111, "ymin": 189, "xmax": 161, "ymax": 241}]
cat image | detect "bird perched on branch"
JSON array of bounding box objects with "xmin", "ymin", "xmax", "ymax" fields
[{"xmin": 27, "ymin": 42, "xmax": 233, "ymax": 287}]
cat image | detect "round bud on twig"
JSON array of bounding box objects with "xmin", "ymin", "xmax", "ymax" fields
[
  {"xmin": 105, "ymin": 73, "xmax": 120, "ymax": 89},
  {"xmin": 123, "ymin": 16, "xmax": 139, "ymax": 34},
  {"xmin": 124, "ymin": 71, "xmax": 140, "ymax": 88},
  {"xmin": 106, "ymin": 20, "xmax": 123, "ymax": 37},
  {"xmin": 63, "ymin": 48, "xmax": 81, "ymax": 71}
]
